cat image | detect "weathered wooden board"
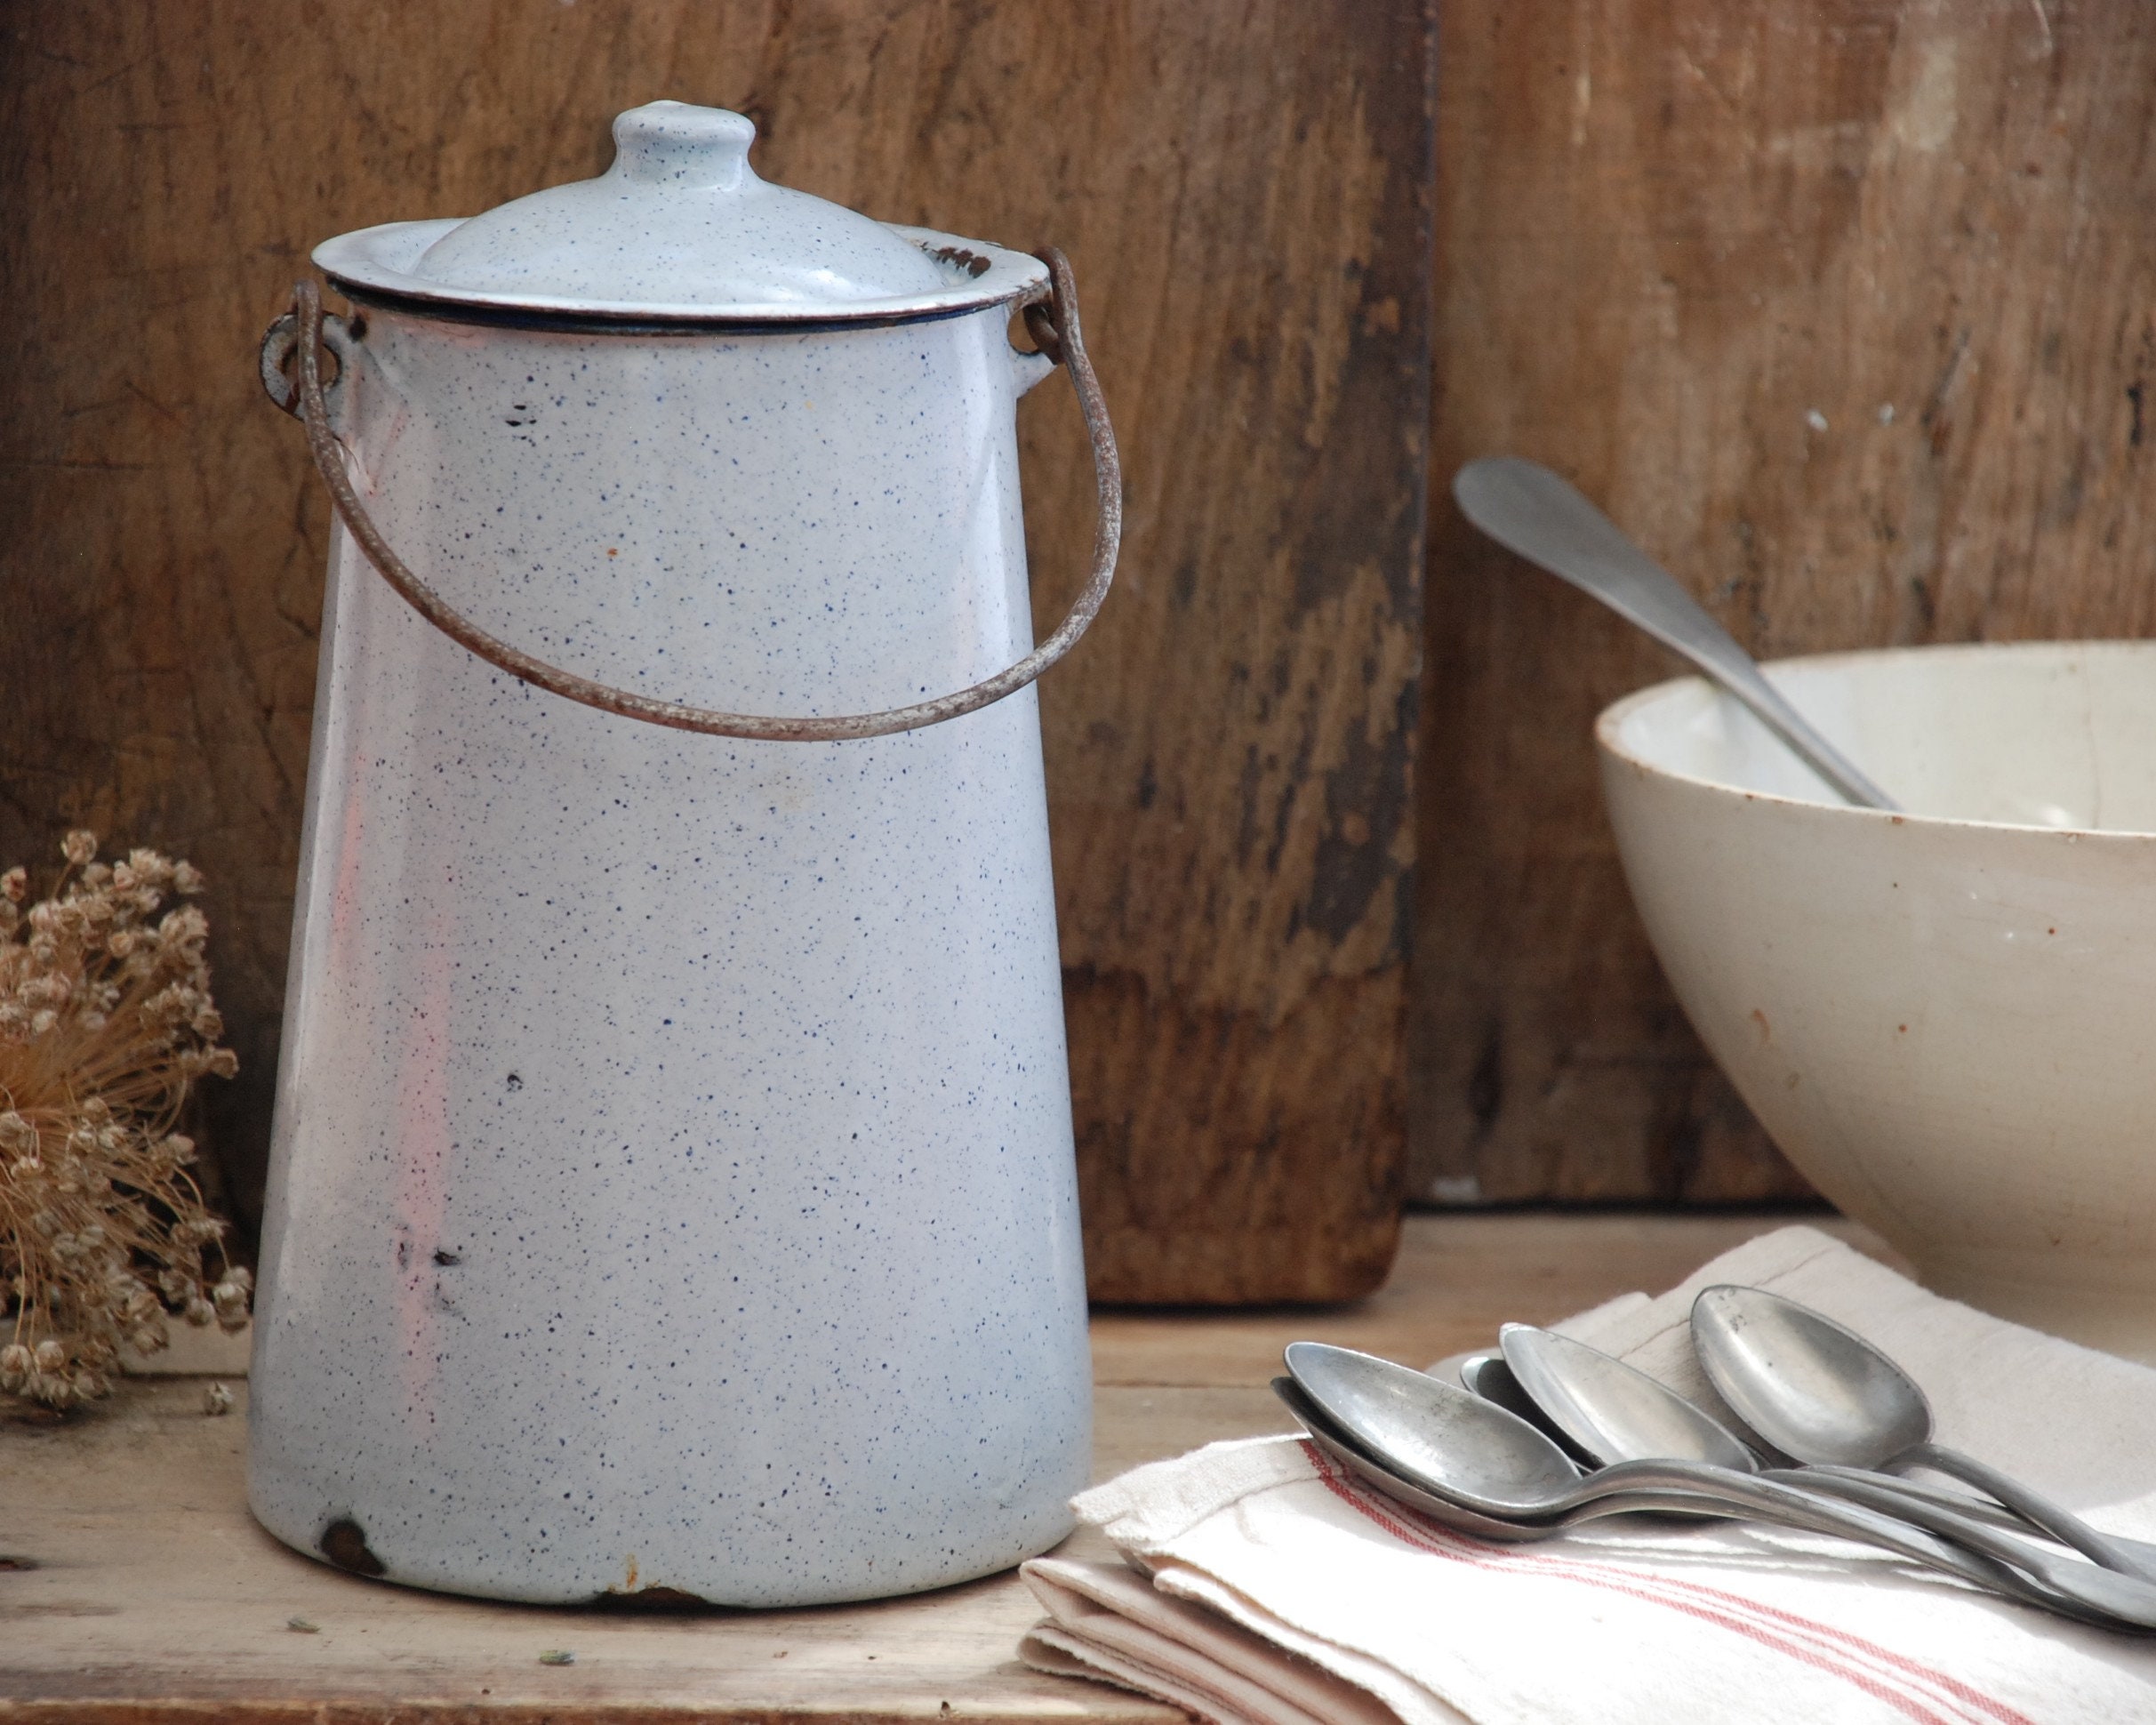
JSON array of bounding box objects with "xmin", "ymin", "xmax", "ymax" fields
[
  {"xmin": 0, "ymin": 1213, "xmax": 1858, "ymax": 1722},
  {"xmin": 0, "ymin": 2, "xmax": 1431, "ymax": 1299},
  {"xmin": 1411, "ymin": 0, "xmax": 2156, "ymax": 1203}
]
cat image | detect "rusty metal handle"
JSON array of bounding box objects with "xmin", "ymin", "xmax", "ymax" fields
[{"xmin": 262, "ymin": 253, "xmax": 1119, "ymax": 742}]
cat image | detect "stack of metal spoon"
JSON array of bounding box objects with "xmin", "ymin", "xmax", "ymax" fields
[{"xmin": 1274, "ymin": 1285, "xmax": 2156, "ymax": 1633}]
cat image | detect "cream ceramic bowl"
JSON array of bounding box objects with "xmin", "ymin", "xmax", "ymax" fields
[{"xmin": 1598, "ymin": 640, "xmax": 2156, "ymax": 1360}]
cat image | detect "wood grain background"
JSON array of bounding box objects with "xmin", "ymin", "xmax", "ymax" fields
[
  {"xmin": 0, "ymin": 3, "xmax": 1431, "ymax": 1300},
  {"xmin": 18, "ymin": 0, "xmax": 2142, "ymax": 1282},
  {"xmin": 1411, "ymin": 0, "xmax": 2156, "ymax": 1205}
]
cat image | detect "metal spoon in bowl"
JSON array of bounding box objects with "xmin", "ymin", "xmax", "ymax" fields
[
  {"xmin": 1495, "ymin": 1323, "xmax": 2156, "ymax": 1625},
  {"xmin": 1276, "ymin": 1344, "xmax": 2125, "ymax": 1627},
  {"xmin": 1452, "ymin": 456, "xmax": 1898, "ymax": 811},
  {"xmin": 1690, "ymin": 1285, "xmax": 2152, "ymax": 1582}
]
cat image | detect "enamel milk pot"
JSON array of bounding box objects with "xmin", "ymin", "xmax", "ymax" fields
[{"xmin": 250, "ymin": 100, "xmax": 1118, "ymax": 1608}]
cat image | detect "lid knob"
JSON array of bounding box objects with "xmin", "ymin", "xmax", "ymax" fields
[
  {"xmin": 396, "ymin": 98, "xmax": 952, "ymax": 309},
  {"xmin": 611, "ymin": 100, "xmax": 756, "ymax": 190}
]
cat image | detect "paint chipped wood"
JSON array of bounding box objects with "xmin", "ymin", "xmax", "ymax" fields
[
  {"xmin": 0, "ymin": 0, "xmax": 1432, "ymax": 1304},
  {"xmin": 1413, "ymin": 0, "xmax": 2156, "ymax": 1203}
]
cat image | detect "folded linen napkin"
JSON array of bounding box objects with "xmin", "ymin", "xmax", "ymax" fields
[{"xmin": 1022, "ymin": 1225, "xmax": 2156, "ymax": 1724}]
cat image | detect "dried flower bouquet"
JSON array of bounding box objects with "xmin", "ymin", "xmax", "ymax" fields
[{"xmin": 0, "ymin": 831, "xmax": 246, "ymax": 1409}]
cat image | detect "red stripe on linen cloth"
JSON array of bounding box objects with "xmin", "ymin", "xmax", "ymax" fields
[{"xmin": 1305, "ymin": 1443, "xmax": 2031, "ymax": 1725}]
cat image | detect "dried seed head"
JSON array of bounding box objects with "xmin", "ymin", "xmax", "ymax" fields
[
  {"xmin": 203, "ymin": 1381, "xmax": 235, "ymax": 1416},
  {"xmin": 0, "ymin": 832, "xmax": 240, "ymax": 1412},
  {"xmin": 212, "ymin": 1279, "xmax": 250, "ymax": 1330}
]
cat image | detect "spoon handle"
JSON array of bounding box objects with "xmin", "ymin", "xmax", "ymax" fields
[
  {"xmin": 1894, "ymin": 1440, "xmax": 2156, "ymax": 1584},
  {"xmin": 1803, "ymin": 1464, "xmax": 2156, "ymax": 1569},
  {"xmin": 1589, "ymin": 1457, "xmax": 2111, "ymax": 1620},
  {"xmin": 1769, "ymin": 1469, "xmax": 2156, "ymax": 1629},
  {"xmin": 1278, "ymin": 1384, "xmax": 2126, "ymax": 1631},
  {"xmin": 1452, "ymin": 457, "xmax": 1899, "ymax": 811}
]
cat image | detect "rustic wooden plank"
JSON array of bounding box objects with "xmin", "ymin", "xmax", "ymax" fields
[
  {"xmin": 0, "ymin": 1384, "xmax": 1158, "ymax": 1722},
  {"xmin": 0, "ymin": 0, "xmax": 1431, "ymax": 1302},
  {"xmin": 1046, "ymin": 4, "xmax": 1432, "ymax": 1299},
  {"xmin": 1411, "ymin": 0, "xmax": 2156, "ymax": 1203},
  {"xmin": 0, "ymin": 1213, "xmax": 1820, "ymax": 1721}
]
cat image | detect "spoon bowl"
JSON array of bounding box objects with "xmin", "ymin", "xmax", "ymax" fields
[
  {"xmin": 1283, "ymin": 1341, "xmax": 1580, "ymax": 1515},
  {"xmin": 1687, "ymin": 1287, "xmax": 1927, "ymax": 1467},
  {"xmin": 1459, "ymin": 1352, "xmax": 1596, "ymax": 1462},
  {"xmin": 1498, "ymin": 1323, "xmax": 1759, "ymax": 1472},
  {"xmin": 1691, "ymin": 1285, "xmax": 2151, "ymax": 1582}
]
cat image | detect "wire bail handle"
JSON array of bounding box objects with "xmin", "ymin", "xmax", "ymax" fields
[{"xmin": 260, "ymin": 251, "xmax": 1120, "ymax": 742}]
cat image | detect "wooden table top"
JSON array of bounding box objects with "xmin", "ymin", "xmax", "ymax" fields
[{"xmin": 2, "ymin": 1211, "xmax": 1868, "ymax": 1722}]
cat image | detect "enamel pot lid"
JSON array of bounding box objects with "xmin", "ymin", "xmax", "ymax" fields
[{"xmin": 312, "ymin": 100, "xmax": 1046, "ymax": 325}]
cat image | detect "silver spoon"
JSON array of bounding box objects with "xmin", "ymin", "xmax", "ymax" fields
[
  {"xmin": 1690, "ymin": 1285, "xmax": 2152, "ymax": 1582},
  {"xmin": 1497, "ymin": 1323, "xmax": 1760, "ymax": 1472},
  {"xmin": 1278, "ymin": 1344, "xmax": 2119, "ymax": 1626},
  {"xmin": 1278, "ymin": 1373, "xmax": 1770, "ymax": 1536},
  {"xmin": 1452, "ymin": 456, "xmax": 1898, "ymax": 811},
  {"xmin": 1459, "ymin": 1352, "xmax": 1597, "ymax": 1464},
  {"xmin": 1498, "ymin": 1323, "xmax": 2156, "ymax": 1625}
]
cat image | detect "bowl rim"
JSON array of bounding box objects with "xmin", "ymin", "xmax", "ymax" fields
[{"xmin": 1593, "ymin": 638, "xmax": 2156, "ymax": 840}]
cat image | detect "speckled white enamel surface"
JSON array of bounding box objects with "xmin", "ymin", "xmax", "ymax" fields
[
  {"xmin": 250, "ymin": 293, "xmax": 1093, "ymax": 1606},
  {"xmin": 414, "ymin": 101, "xmax": 949, "ymax": 309}
]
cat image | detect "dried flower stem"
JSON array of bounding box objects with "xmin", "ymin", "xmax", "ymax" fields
[{"xmin": 0, "ymin": 831, "xmax": 244, "ymax": 1409}]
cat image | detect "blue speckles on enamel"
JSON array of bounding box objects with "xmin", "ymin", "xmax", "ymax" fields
[{"xmin": 247, "ymin": 103, "xmax": 1092, "ymax": 1609}]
